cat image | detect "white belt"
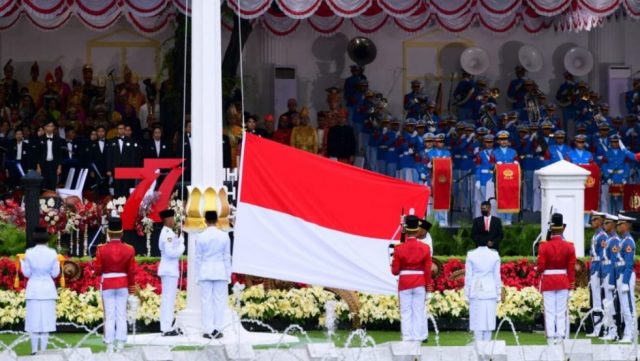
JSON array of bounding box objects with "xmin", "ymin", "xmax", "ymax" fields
[
  {"xmin": 102, "ymin": 272, "xmax": 126, "ymax": 279},
  {"xmin": 602, "ymin": 260, "xmax": 612, "ymax": 265},
  {"xmin": 480, "ymin": 169, "xmax": 492, "ymax": 174},
  {"xmin": 608, "ymin": 170, "xmax": 623, "ymax": 174},
  {"xmin": 454, "ymin": 155, "xmax": 461, "ymax": 159},
  {"xmin": 543, "ymin": 269, "xmax": 567, "ymax": 275},
  {"xmin": 616, "ymin": 261, "xmax": 625, "ymax": 267},
  {"xmin": 399, "ymin": 270, "xmax": 424, "ymax": 276},
  {"xmin": 591, "ymin": 256, "xmax": 601, "ymax": 262}
]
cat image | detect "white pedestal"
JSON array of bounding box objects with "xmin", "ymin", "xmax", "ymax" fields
[{"xmin": 536, "ymin": 160, "xmax": 590, "ymax": 257}]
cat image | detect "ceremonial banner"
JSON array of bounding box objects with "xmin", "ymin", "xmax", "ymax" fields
[
  {"xmin": 580, "ymin": 164, "xmax": 600, "ymax": 212},
  {"xmin": 495, "ymin": 163, "xmax": 520, "ymax": 213},
  {"xmin": 623, "ymin": 184, "xmax": 640, "ymax": 212},
  {"xmin": 234, "ymin": 134, "xmax": 430, "ymax": 295},
  {"xmin": 431, "ymin": 157, "xmax": 452, "ymax": 211}
]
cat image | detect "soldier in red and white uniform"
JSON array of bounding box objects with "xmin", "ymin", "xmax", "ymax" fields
[
  {"xmin": 537, "ymin": 213, "xmax": 576, "ymax": 344},
  {"xmin": 94, "ymin": 218, "xmax": 137, "ymax": 353},
  {"xmin": 391, "ymin": 215, "xmax": 433, "ymax": 342}
]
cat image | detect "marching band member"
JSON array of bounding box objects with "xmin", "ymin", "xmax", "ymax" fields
[
  {"xmin": 615, "ymin": 214, "xmax": 636, "ymax": 343},
  {"xmin": 493, "ymin": 130, "xmax": 518, "ymax": 225},
  {"xmin": 21, "ymin": 227, "xmax": 59, "ymax": 355},
  {"xmin": 94, "ymin": 217, "xmax": 138, "ymax": 353},
  {"xmin": 537, "ymin": 213, "xmax": 576, "ymax": 344},
  {"xmin": 586, "ymin": 211, "xmax": 607, "ymax": 337},
  {"xmin": 464, "ymin": 236, "xmax": 501, "ymax": 341},
  {"xmin": 157, "ymin": 209, "xmax": 185, "ymax": 336},
  {"xmin": 391, "ymin": 215, "xmax": 433, "ymax": 342},
  {"xmin": 196, "ymin": 211, "xmax": 231, "ymax": 339}
]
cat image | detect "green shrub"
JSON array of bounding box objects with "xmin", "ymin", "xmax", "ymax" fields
[{"xmin": 0, "ymin": 224, "xmax": 26, "ymax": 256}]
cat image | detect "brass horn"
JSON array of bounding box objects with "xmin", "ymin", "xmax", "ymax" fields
[
  {"xmin": 490, "ymin": 87, "xmax": 500, "ymax": 99},
  {"xmin": 347, "ymin": 37, "xmax": 377, "ymax": 67},
  {"xmin": 62, "ymin": 260, "xmax": 82, "ymax": 282}
]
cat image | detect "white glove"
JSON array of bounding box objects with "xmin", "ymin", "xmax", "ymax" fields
[
  {"xmin": 607, "ymin": 179, "xmax": 613, "ymax": 185},
  {"xmin": 412, "ymin": 130, "xmax": 418, "ymax": 137},
  {"xmin": 475, "ymin": 180, "xmax": 481, "ymax": 190},
  {"xmin": 127, "ymin": 294, "xmax": 140, "ymax": 310},
  {"xmin": 421, "ymin": 174, "xmax": 426, "ymax": 180},
  {"xmin": 426, "ymin": 292, "xmax": 433, "ymax": 301},
  {"xmin": 382, "ymin": 128, "xmax": 388, "ymax": 134},
  {"xmin": 621, "ymin": 283, "xmax": 630, "ymax": 293},
  {"xmin": 623, "ymin": 179, "xmax": 628, "ymax": 185},
  {"xmin": 427, "ymin": 162, "xmax": 432, "ymax": 169},
  {"xmin": 626, "ymin": 128, "xmax": 634, "ymax": 137},
  {"xmin": 408, "ymin": 148, "xmax": 414, "ymax": 155},
  {"xmin": 607, "ymin": 283, "xmax": 615, "ymax": 291},
  {"xmin": 473, "ymin": 147, "xmax": 480, "ymax": 154},
  {"xmin": 461, "ymin": 134, "xmax": 467, "ymax": 141},
  {"xmin": 535, "ymin": 146, "xmax": 542, "ymax": 153}
]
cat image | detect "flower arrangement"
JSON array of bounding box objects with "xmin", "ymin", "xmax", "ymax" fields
[
  {"xmin": 105, "ymin": 196, "xmax": 127, "ymax": 217},
  {"xmin": 135, "ymin": 192, "xmax": 160, "ymax": 257},
  {"xmin": 0, "ymin": 199, "xmax": 25, "ymax": 229},
  {"xmin": 169, "ymin": 192, "xmax": 185, "ymax": 230}
]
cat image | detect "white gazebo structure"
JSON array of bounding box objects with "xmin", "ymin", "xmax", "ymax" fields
[{"xmin": 536, "ymin": 160, "xmax": 591, "ymax": 257}]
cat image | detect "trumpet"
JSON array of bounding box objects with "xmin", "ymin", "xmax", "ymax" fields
[{"xmin": 490, "ymin": 87, "xmax": 500, "ymax": 99}]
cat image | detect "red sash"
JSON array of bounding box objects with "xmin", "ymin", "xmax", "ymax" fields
[
  {"xmin": 431, "ymin": 158, "xmax": 452, "ymax": 211},
  {"xmin": 495, "ymin": 163, "xmax": 520, "ymax": 213},
  {"xmin": 579, "ymin": 164, "xmax": 600, "ymax": 212}
]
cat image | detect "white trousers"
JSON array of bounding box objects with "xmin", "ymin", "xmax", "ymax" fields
[
  {"xmin": 474, "ymin": 331, "xmax": 492, "ymax": 341},
  {"xmin": 102, "ymin": 288, "xmax": 128, "ymax": 344},
  {"xmin": 532, "ymin": 173, "xmax": 541, "ymax": 212},
  {"xmin": 399, "ymin": 168, "xmax": 418, "ymax": 183},
  {"xmin": 543, "ymin": 289, "xmax": 569, "ymax": 338},
  {"xmin": 602, "ymin": 274, "xmax": 617, "ymax": 334},
  {"xmin": 199, "ymin": 280, "xmax": 228, "ymax": 333},
  {"xmin": 399, "ymin": 287, "xmax": 428, "ymax": 342},
  {"xmin": 474, "ymin": 181, "xmax": 497, "ymax": 218},
  {"xmin": 589, "ymin": 273, "xmax": 603, "ymax": 333},
  {"xmin": 160, "ymin": 276, "xmax": 179, "ymax": 332},
  {"xmin": 617, "ymin": 273, "xmax": 637, "ymax": 340}
]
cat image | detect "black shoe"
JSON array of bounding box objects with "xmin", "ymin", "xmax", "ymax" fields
[
  {"xmin": 211, "ymin": 329, "xmax": 223, "ymax": 339},
  {"xmin": 422, "ymin": 338, "xmax": 429, "ymax": 344},
  {"xmin": 162, "ymin": 330, "xmax": 181, "ymax": 336},
  {"xmin": 203, "ymin": 333, "xmax": 213, "ymax": 339},
  {"xmin": 215, "ymin": 332, "xmax": 224, "ymax": 339}
]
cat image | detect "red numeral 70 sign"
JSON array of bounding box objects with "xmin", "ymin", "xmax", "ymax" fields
[{"xmin": 114, "ymin": 158, "xmax": 185, "ymax": 231}]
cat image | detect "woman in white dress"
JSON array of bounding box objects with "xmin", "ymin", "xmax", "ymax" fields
[
  {"xmin": 464, "ymin": 238, "xmax": 502, "ymax": 341},
  {"xmin": 21, "ymin": 228, "xmax": 59, "ymax": 355}
]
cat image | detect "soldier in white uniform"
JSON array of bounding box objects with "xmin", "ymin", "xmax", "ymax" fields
[
  {"xmin": 417, "ymin": 218, "xmax": 434, "ymax": 256},
  {"xmin": 21, "ymin": 227, "xmax": 59, "ymax": 355},
  {"xmin": 464, "ymin": 237, "xmax": 502, "ymax": 341},
  {"xmin": 157, "ymin": 209, "xmax": 185, "ymax": 336},
  {"xmin": 196, "ymin": 210, "xmax": 231, "ymax": 339}
]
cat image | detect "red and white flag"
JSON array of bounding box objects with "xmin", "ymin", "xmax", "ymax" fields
[{"xmin": 233, "ymin": 134, "xmax": 430, "ymax": 295}]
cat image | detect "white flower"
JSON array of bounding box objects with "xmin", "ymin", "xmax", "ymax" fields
[
  {"xmin": 44, "ymin": 216, "xmax": 50, "ymax": 222},
  {"xmin": 39, "ymin": 199, "xmax": 45, "ymax": 206},
  {"xmin": 54, "ymin": 216, "xmax": 59, "ymax": 221},
  {"xmin": 117, "ymin": 206, "xmax": 123, "ymax": 213},
  {"xmin": 106, "ymin": 201, "xmax": 114, "ymax": 209},
  {"xmin": 47, "ymin": 198, "xmax": 55, "ymax": 207},
  {"xmin": 48, "ymin": 211, "xmax": 55, "ymax": 217}
]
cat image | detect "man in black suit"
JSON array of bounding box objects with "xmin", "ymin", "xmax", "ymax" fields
[
  {"xmin": 143, "ymin": 125, "xmax": 173, "ymax": 159},
  {"xmin": 5, "ymin": 128, "xmax": 34, "ymax": 188},
  {"xmin": 471, "ymin": 201, "xmax": 504, "ymax": 252},
  {"xmin": 85, "ymin": 125, "xmax": 109, "ymax": 195},
  {"xmin": 326, "ymin": 111, "xmax": 356, "ymax": 164},
  {"xmin": 61, "ymin": 126, "xmax": 82, "ymax": 185},
  {"xmin": 36, "ymin": 119, "xmax": 66, "ymax": 191},
  {"xmin": 106, "ymin": 122, "xmax": 140, "ymax": 197}
]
